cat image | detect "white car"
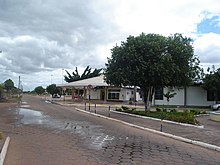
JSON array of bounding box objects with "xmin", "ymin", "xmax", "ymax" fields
[{"xmin": 212, "ymin": 104, "xmax": 220, "ymax": 110}]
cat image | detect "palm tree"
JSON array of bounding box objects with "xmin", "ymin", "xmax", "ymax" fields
[
  {"xmin": 163, "ymin": 91, "xmax": 176, "ymax": 106},
  {"xmin": 64, "ymin": 66, "xmax": 102, "ymax": 83}
]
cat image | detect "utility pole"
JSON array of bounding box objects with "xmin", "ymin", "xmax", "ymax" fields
[
  {"xmin": 18, "ymin": 76, "xmax": 22, "ymax": 103},
  {"xmin": 18, "ymin": 76, "xmax": 21, "ymax": 90}
]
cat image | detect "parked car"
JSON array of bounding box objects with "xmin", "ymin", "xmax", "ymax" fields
[
  {"xmin": 52, "ymin": 94, "xmax": 61, "ymax": 98},
  {"xmin": 212, "ymin": 103, "xmax": 220, "ymax": 110}
]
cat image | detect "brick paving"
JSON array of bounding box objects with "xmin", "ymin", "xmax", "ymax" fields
[
  {"xmin": 75, "ymin": 103, "xmax": 220, "ymax": 147},
  {"xmin": 0, "ymin": 95, "xmax": 219, "ymax": 165}
]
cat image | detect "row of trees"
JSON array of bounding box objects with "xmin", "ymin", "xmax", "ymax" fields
[
  {"xmin": 33, "ymin": 84, "xmax": 62, "ymax": 96},
  {"xmin": 0, "ymin": 79, "xmax": 21, "ymax": 99}
]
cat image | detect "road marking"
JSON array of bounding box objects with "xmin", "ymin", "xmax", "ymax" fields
[{"xmin": 0, "ymin": 136, "xmax": 10, "ymax": 165}]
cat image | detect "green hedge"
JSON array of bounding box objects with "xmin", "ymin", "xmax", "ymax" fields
[{"xmin": 116, "ymin": 106, "xmax": 202, "ymax": 125}]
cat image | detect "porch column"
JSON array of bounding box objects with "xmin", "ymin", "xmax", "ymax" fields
[
  {"xmin": 77, "ymin": 88, "xmax": 80, "ymax": 98},
  {"xmin": 83, "ymin": 86, "xmax": 87, "ymax": 100},
  {"xmin": 72, "ymin": 87, "xmax": 75, "ymax": 101}
]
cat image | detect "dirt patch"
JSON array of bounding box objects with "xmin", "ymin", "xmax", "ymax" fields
[
  {"xmin": 0, "ymin": 102, "xmax": 17, "ymax": 153},
  {"xmin": 0, "ymin": 102, "xmax": 18, "ymax": 110}
]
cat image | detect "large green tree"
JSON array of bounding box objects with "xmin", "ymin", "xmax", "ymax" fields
[
  {"xmin": 203, "ymin": 68, "xmax": 220, "ymax": 103},
  {"xmin": 46, "ymin": 84, "xmax": 61, "ymax": 96},
  {"xmin": 4, "ymin": 79, "xmax": 14, "ymax": 92},
  {"xmin": 64, "ymin": 66, "xmax": 102, "ymax": 83},
  {"xmin": 0, "ymin": 84, "xmax": 4, "ymax": 98},
  {"xmin": 105, "ymin": 33, "xmax": 201, "ymax": 110},
  {"xmin": 34, "ymin": 86, "xmax": 45, "ymax": 95}
]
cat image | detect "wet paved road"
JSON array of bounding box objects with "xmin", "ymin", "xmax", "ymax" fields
[
  {"xmin": 0, "ymin": 95, "xmax": 220, "ymax": 165},
  {"xmin": 77, "ymin": 104, "xmax": 220, "ymax": 147}
]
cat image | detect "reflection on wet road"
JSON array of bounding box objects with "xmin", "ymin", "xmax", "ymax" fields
[
  {"xmin": 15, "ymin": 107, "xmax": 115, "ymax": 150},
  {"xmin": 17, "ymin": 108, "xmax": 43, "ymax": 125},
  {"xmin": 3, "ymin": 95, "xmax": 220, "ymax": 165}
]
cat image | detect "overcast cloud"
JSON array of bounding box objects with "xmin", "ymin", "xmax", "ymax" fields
[{"xmin": 0, "ymin": 0, "xmax": 220, "ymax": 90}]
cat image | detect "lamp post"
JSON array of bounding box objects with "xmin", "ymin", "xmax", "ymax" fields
[{"xmin": 87, "ymin": 84, "xmax": 93, "ymax": 111}]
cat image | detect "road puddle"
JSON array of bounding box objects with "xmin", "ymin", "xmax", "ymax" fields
[
  {"xmin": 13, "ymin": 108, "xmax": 115, "ymax": 150},
  {"xmin": 16, "ymin": 108, "xmax": 43, "ymax": 125}
]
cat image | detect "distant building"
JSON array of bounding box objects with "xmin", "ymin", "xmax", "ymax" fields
[{"xmin": 56, "ymin": 75, "xmax": 141, "ymax": 102}]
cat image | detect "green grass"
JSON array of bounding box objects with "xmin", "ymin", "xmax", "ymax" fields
[{"xmin": 116, "ymin": 106, "xmax": 204, "ymax": 125}]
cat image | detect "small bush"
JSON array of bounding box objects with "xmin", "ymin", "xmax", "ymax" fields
[
  {"xmin": 163, "ymin": 108, "xmax": 167, "ymax": 112},
  {"xmin": 156, "ymin": 107, "xmax": 162, "ymax": 112},
  {"xmin": 115, "ymin": 108, "xmax": 123, "ymax": 111},
  {"xmin": 170, "ymin": 109, "xmax": 177, "ymax": 113},
  {"xmin": 121, "ymin": 106, "xmax": 130, "ymax": 111},
  {"xmin": 131, "ymin": 108, "xmax": 136, "ymax": 112}
]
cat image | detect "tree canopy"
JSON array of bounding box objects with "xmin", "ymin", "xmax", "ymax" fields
[
  {"xmin": 105, "ymin": 33, "xmax": 202, "ymax": 109},
  {"xmin": 64, "ymin": 66, "xmax": 102, "ymax": 83},
  {"xmin": 203, "ymin": 68, "xmax": 220, "ymax": 103},
  {"xmin": 4, "ymin": 79, "xmax": 14, "ymax": 92},
  {"xmin": 34, "ymin": 86, "xmax": 45, "ymax": 95},
  {"xmin": 46, "ymin": 84, "xmax": 61, "ymax": 95}
]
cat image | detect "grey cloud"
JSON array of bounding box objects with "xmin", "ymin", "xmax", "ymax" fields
[
  {"xmin": 0, "ymin": 0, "xmax": 118, "ymax": 79},
  {"xmin": 196, "ymin": 44, "xmax": 220, "ymax": 63}
]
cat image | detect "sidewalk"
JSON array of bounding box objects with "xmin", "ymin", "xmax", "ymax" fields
[{"xmin": 55, "ymin": 101, "xmax": 220, "ymax": 151}]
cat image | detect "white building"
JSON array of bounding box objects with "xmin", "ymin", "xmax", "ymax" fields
[
  {"xmin": 154, "ymin": 85, "xmax": 216, "ymax": 107},
  {"xmin": 57, "ymin": 75, "xmax": 216, "ymax": 107},
  {"xmin": 57, "ymin": 75, "xmax": 141, "ymax": 102}
]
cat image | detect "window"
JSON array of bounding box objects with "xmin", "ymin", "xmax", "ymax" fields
[
  {"xmin": 207, "ymin": 90, "xmax": 220, "ymax": 101},
  {"xmin": 155, "ymin": 87, "xmax": 163, "ymax": 100},
  {"xmin": 108, "ymin": 89, "xmax": 120, "ymax": 100},
  {"xmin": 207, "ymin": 90, "xmax": 214, "ymax": 101}
]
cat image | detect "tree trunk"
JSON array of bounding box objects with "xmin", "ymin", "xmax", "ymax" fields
[
  {"xmin": 215, "ymin": 91, "xmax": 218, "ymax": 104},
  {"xmin": 142, "ymin": 86, "xmax": 154, "ymax": 111}
]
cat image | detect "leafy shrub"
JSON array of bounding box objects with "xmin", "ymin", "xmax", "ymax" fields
[
  {"xmin": 116, "ymin": 106, "xmax": 200, "ymax": 125},
  {"xmin": 190, "ymin": 109, "xmax": 207, "ymax": 115},
  {"xmin": 170, "ymin": 109, "xmax": 177, "ymax": 113},
  {"xmin": 131, "ymin": 108, "xmax": 136, "ymax": 112},
  {"xmin": 156, "ymin": 107, "xmax": 162, "ymax": 112},
  {"xmin": 115, "ymin": 108, "xmax": 123, "ymax": 111},
  {"xmin": 121, "ymin": 106, "xmax": 130, "ymax": 111}
]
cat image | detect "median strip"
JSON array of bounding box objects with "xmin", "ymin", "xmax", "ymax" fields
[{"xmin": 75, "ymin": 107, "xmax": 220, "ymax": 152}]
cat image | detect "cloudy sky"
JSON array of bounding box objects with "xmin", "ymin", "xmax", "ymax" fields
[{"xmin": 0, "ymin": 0, "xmax": 220, "ymax": 91}]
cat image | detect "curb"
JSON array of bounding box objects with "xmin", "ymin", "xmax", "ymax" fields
[
  {"xmin": 75, "ymin": 108, "xmax": 220, "ymax": 152},
  {"xmin": 0, "ymin": 136, "xmax": 10, "ymax": 165}
]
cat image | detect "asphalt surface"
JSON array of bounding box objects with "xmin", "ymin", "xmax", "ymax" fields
[{"xmin": 0, "ymin": 95, "xmax": 219, "ymax": 165}]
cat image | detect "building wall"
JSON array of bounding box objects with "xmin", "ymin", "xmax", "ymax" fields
[
  {"xmin": 85, "ymin": 88, "xmax": 141, "ymax": 101},
  {"xmin": 154, "ymin": 86, "xmax": 214, "ymax": 107},
  {"xmin": 154, "ymin": 87, "xmax": 184, "ymax": 106},
  {"xmin": 186, "ymin": 86, "xmax": 215, "ymax": 106},
  {"xmin": 89, "ymin": 90, "xmax": 101, "ymax": 100}
]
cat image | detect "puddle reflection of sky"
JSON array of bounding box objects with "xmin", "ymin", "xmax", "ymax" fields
[{"xmin": 15, "ymin": 108, "xmax": 115, "ymax": 150}]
